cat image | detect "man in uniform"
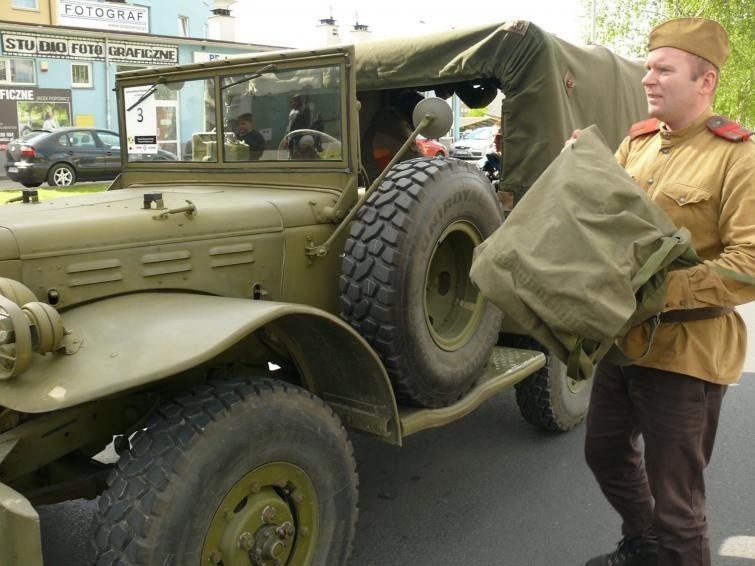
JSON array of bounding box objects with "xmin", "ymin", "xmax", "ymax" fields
[{"xmin": 583, "ymin": 17, "xmax": 755, "ymax": 566}]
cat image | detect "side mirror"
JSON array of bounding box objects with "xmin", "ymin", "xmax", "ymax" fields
[{"xmin": 412, "ymin": 97, "xmax": 453, "ymax": 140}]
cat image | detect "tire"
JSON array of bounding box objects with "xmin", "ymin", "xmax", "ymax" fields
[
  {"xmin": 434, "ymin": 151, "xmax": 445, "ymax": 157},
  {"xmin": 47, "ymin": 163, "xmax": 76, "ymax": 187},
  {"xmin": 513, "ymin": 338, "xmax": 592, "ymax": 432},
  {"xmin": 339, "ymin": 157, "xmax": 504, "ymax": 407},
  {"xmin": 89, "ymin": 378, "xmax": 358, "ymax": 566}
]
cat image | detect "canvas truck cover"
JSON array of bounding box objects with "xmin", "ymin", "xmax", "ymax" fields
[{"xmin": 354, "ymin": 21, "xmax": 648, "ymax": 199}]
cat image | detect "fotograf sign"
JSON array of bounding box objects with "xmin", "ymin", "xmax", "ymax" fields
[{"xmin": 58, "ymin": 0, "xmax": 149, "ymax": 33}]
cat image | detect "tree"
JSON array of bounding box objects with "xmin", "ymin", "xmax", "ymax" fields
[{"xmin": 583, "ymin": 0, "xmax": 755, "ymax": 126}]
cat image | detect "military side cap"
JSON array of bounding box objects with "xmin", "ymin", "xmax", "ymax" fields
[{"xmin": 649, "ymin": 17, "xmax": 729, "ymax": 69}]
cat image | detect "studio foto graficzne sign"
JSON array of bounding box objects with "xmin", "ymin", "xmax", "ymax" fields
[
  {"xmin": 0, "ymin": 32, "xmax": 178, "ymax": 66},
  {"xmin": 57, "ymin": 0, "xmax": 149, "ymax": 33}
]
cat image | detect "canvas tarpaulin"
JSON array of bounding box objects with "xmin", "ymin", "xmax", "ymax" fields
[
  {"xmin": 469, "ymin": 126, "xmax": 699, "ymax": 379},
  {"xmin": 353, "ymin": 21, "xmax": 648, "ymax": 200}
]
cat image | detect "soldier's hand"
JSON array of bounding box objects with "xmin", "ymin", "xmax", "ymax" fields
[{"xmin": 562, "ymin": 129, "xmax": 581, "ymax": 151}]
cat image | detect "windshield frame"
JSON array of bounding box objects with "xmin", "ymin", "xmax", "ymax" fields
[{"xmin": 115, "ymin": 47, "xmax": 356, "ymax": 176}]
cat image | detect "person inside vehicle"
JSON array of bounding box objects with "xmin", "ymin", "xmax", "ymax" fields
[
  {"xmin": 235, "ymin": 112, "xmax": 265, "ymax": 160},
  {"xmin": 362, "ymin": 90, "xmax": 424, "ymax": 180},
  {"xmin": 292, "ymin": 135, "xmax": 320, "ymax": 160},
  {"xmin": 481, "ymin": 125, "xmax": 502, "ymax": 182},
  {"xmin": 579, "ymin": 17, "xmax": 755, "ymax": 566},
  {"xmin": 282, "ymin": 94, "xmax": 312, "ymax": 155}
]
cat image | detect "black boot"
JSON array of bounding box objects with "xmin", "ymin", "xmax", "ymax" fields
[{"xmin": 585, "ymin": 534, "xmax": 658, "ymax": 566}]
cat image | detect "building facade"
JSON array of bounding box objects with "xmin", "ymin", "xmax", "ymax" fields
[{"xmin": 0, "ymin": 0, "xmax": 281, "ymax": 172}]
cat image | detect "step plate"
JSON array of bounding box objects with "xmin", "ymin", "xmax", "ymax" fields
[{"xmin": 399, "ymin": 346, "xmax": 546, "ymax": 438}]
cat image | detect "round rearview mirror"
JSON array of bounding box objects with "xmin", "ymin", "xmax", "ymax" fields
[{"xmin": 412, "ymin": 97, "xmax": 453, "ymax": 139}]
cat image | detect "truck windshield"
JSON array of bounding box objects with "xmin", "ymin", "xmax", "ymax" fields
[{"xmin": 123, "ymin": 64, "xmax": 343, "ymax": 164}]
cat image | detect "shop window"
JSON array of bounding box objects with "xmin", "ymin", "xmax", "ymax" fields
[
  {"xmin": 178, "ymin": 16, "xmax": 189, "ymax": 37},
  {"xmin": 0, "ymin": 58, "xmax": 35, "ymax": 85},
  {"xmin": 11, "ymin": 0, "xmax": 38, "ymax": 9},
  {"xmin": 71, "ymin": 62, "xmax": 92, "ymax": 88}
]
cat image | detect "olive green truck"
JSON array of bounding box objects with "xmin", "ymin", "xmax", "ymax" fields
[{"xmin": 0, "ymin": 21, "xmax": 646, "ymax": 565}]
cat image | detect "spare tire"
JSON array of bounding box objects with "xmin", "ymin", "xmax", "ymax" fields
[{"xmin": 339, "ymin": 158, "xmax": 504, "ymax": 407}]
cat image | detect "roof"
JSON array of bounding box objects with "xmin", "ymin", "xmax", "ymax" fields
[{"xmin": 354, "ymin": 21, "xmax": 648, "ymax": 198}]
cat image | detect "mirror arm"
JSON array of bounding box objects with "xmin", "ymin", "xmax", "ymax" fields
[{"xmin": 305, "ymin": 113, "xmax": 435, "ymax": 258}]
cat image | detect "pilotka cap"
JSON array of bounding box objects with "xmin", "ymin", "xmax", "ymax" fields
[{"xmin": 648, "ymin": 17, "xmax": 729, "ymax": 70}]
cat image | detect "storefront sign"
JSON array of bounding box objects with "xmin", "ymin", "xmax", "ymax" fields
[
  {"xmin": 1, "ymin": 33, "xmax": 178, "ymax": 65},
  {"xmin": 58, "ymin": 0, "xmax": 149, "ymax": 33},
  {"xmin": 0, "ymin": 88, "xmax": 71, "ymax": 150}
]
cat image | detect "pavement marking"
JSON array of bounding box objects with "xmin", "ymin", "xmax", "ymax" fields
[{"xmin": 719, "ymin": 536, "xmax": 755, "ymax": 560}]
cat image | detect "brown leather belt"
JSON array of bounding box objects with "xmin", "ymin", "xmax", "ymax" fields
[{"xmin": 659, "ymin": 306, "xmax": 733, "ymax": 323}]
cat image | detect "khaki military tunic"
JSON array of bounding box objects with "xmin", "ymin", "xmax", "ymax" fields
[{"xmin": 616, "ymin": 109, "xmax": 755, "ymax": 384}]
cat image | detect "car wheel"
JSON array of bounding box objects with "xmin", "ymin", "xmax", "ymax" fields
[
  {"xmin": 47, "ymin": 163, "xmax": 76, "ymax": 187},
  {"xmin": 90, "ymin": 377, "xmax": 358, "ymax": 566},
  {"xmin": 435, "ymin": 151, "xmax": 445, "ymax": 157},
  {"xmin": 340, "ymin": 157, "xmax": 504, "ymax": 408}
]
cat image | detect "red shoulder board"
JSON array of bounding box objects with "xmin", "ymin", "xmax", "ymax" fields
[
  {"xmin": 629, "ymin": 118, "xmax": 661, "ymax": 140},
  {"xmin": 706, "ymin": 116, "xmax": 752, "ymax": 142}
]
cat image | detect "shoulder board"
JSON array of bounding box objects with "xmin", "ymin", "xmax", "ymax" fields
[
  {"xmin": 706, "ymin": 116, "xmax": 752, "ymax": 142},
  {"xmin": 629, "ymin": 118, "xmax": 661, "ymax": 140}
]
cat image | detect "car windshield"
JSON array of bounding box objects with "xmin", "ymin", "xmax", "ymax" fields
[
  {"xmin": 465, "ymin": 127, "xmax": 492, "ymax": 140},
  {"xmin": 123, "ymin": 62, "xmax": 344, "ymax": 164}
]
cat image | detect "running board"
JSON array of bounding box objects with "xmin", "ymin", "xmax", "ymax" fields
[{"xmin": 399, "ymin": 346, "xmax": 546, "ymax": 438}]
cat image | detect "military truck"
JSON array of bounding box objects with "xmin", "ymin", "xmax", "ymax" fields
[{"xmin": 0, "ymin": 21, "xmax": 646, "ymax": 565}]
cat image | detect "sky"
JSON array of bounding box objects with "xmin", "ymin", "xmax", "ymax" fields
[{"xmin": 230, "ymin": 0, "xmax": 590, "ymax": 49}]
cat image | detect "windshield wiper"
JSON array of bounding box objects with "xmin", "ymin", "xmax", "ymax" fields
[
  {"xmin": 221, "ymin": 63, "xmax": 276, "ymax": 91},
  {"xmin": 127, "ymin": 84, "xmax": 158, "ymax": 112}
]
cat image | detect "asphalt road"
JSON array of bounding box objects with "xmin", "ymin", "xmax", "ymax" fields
[{"xmin": 38, "ymin": 374, "xmax": 755, "ymax": 566}]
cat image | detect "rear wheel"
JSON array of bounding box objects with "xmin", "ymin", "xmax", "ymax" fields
[
  {"xmin": 514, "ymin": 339, "xmax": 592, "ymax": 431},
  {"xmin": 340, "ymin": 157, "xmax": 503, "ymax": 407},
  {"xmin": 90, "ymin": 378, "xmax": 358, "ymax": 566},
  {"xmin": 47, "ymin": 163, "xmax": 76, "ymax": 187}
]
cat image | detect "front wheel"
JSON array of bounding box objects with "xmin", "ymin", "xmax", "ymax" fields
[
  {"xmin": 47, "ymin": 163, "xmax": 76, "ymax": 187},
  {"xmin": 90, "ymin": 378, "xmax": 358, "ymax": 566}
]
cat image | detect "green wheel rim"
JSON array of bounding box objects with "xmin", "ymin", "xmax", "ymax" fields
[
  {"xmin": 423, "ymin": 220, "xmax": 485, "ymax": 351},
  {"xmin": 202, "ymin": 462, "xmax": 318, "ymax": 565}
]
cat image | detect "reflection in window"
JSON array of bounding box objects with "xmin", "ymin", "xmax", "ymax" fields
[
  {"xmin": 0, "ymin": 58, "xmax": 35, "ymax": 85},
  {"xmin": 221, "ymin": 65, "xmax": 343, "ymax": 162}
]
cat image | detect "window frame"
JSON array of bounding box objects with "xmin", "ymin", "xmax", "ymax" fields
[
  {"xmin": 0, "ymin": 57, "xmax": 36, "ymax": 85},
  {"xmin": 11, "ymin": 0, "xmax": 39, "ymax": 10},
  {"xmin": 71, "ymin": 62, "xmax": 93, "ymax": 89}
]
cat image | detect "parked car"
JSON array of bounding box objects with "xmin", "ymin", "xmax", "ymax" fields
[
  {"xmin": 4, "ymin": 127, "xmax": 176, "ymax": 188},
  {"xmin": 416, "ymin": 135, "xmax": 448, "ymax": 157},
  {"xmin": 449, "ymin": 126, "xmax": 495, "ymax": 160}
]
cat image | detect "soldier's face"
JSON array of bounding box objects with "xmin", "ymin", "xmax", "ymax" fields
[{"xmin": 642, "ymin": 47, "xmax": 704, "ymax": 130}]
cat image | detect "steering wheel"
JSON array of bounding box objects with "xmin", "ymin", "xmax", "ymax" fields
[{"xmin": 277, "ymin": 129, "xmax": 341, "ymax": 159}]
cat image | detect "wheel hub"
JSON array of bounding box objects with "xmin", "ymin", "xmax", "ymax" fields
[
  {"xmin": 202, "ymin": 462, "xmax": 317, "ymax": 566},
  {"xmin": 424, "ymin": 220, "xmax": 485, "ymax": 351}
]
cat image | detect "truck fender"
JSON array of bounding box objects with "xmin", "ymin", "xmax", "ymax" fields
[{"xmin": 0, "ymin": 292, "xmax": 401, "ymax": 444}]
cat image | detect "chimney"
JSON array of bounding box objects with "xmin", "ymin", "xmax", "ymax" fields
[
  {"xmin": 208, "ymin": 0, "xmax": 235, "ymax": 41},
  {"xmin": 350, "ymin": 16, "xmax": 372, "ymax": 43},
  {"xmin": 317, "ymin": 12, "xmax": 341, "ymax": 46}
]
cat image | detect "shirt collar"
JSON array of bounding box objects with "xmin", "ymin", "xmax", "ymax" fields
[{"xmin": 659, "ymin": 109, "xmax": 714, "ymax": 145}]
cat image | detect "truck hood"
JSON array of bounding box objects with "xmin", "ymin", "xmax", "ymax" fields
[
  {"xmin": 0, "ymin": 185, "xmax": 336, "ymax": 258},
  {"xmin": 0, "ymin": 185, "xmax": 339, "ymax": 309}
]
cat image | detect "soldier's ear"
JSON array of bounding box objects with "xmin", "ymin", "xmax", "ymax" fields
[{"xmin": 699, "ymin": 68, "xmax": 718, "ymax": 95}]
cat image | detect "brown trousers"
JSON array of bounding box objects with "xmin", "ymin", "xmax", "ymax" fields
[{"xmin": 584, "ymin": 361, "xmax": 727, "ymax": 566}]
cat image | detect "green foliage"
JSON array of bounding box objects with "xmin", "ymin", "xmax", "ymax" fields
[
  {"xmin": 582, "ymin": 0, "xmax": 755, "ymax": 126},
  {"xmin": 466, "ymin": 108, "xmax": 488, "ymax": 117}
]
